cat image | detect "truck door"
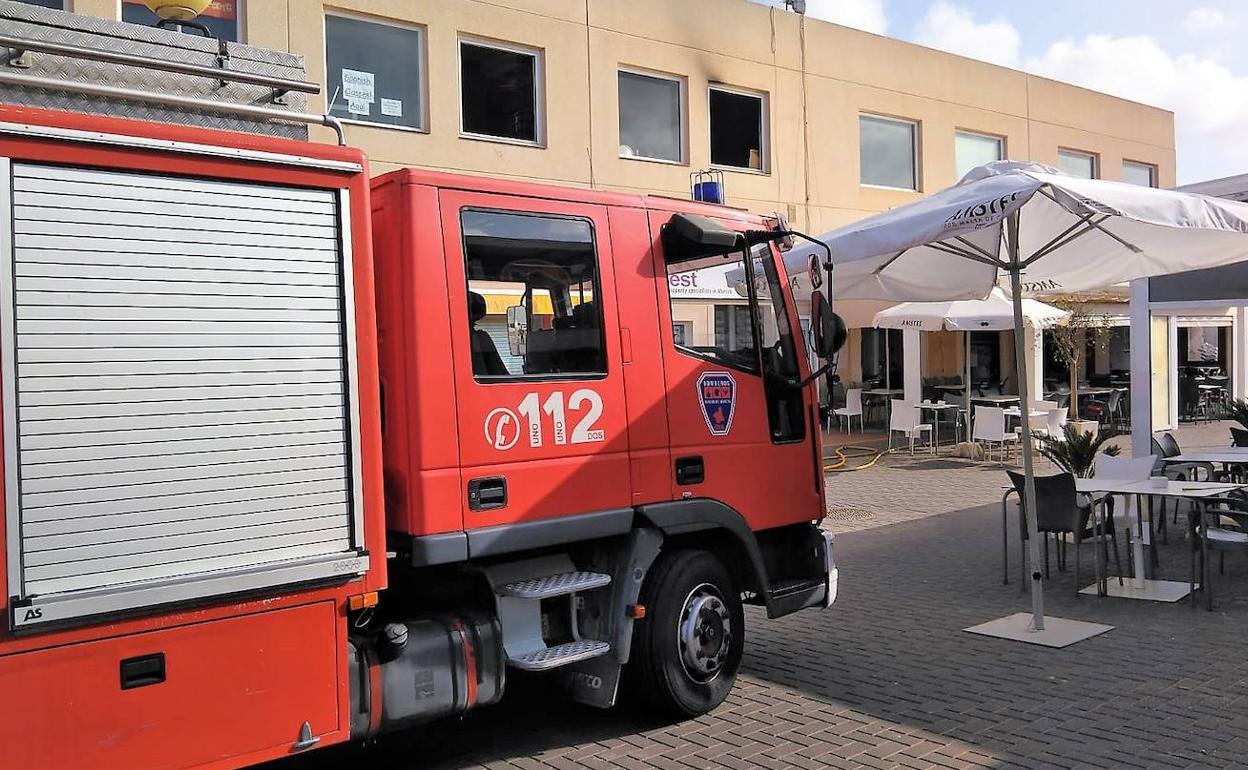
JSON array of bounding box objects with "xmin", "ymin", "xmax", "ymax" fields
[
  {"xmin": 442, "ymin": 192, "xmax": 632, "ymax": 534},
  {"xmin": 650, "ymin": 212, "xmax": 822, "ymax": 531}
]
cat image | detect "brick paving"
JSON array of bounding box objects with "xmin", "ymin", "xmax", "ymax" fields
[{"xmin": 269, "ymin": 422, "xmax": 1248, "ymax": 770}]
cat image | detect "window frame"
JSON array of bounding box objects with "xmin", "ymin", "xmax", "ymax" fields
[
  {"xmin": 1057, "ymin": 148, "xmax": 1099, "ymax": 179},
  {"xmin": 323, "ymin": 11, "xmax": 429, "ymax": 134},
  {"xmin": 617, "ymin": 66, "xmax": 687, "ymax": 165},
  {"xmin": 707, "ymin": 83, "xmax": 770, "ymax": 175},
  {"xmin": 1122, "ymin": 159, "xmax": 1157, "ymax": 188},
  {"xmin": 859, "ymin": 113, "xmax": 920, "ymax": 191},
  {"xmin": 460, "ymin": 207, "xmax": 607, "ymax": 384},
  {"xmin": 953, "ymin": 129, "xmax": 1005, "ymax": 179},
  {"xmin": 458, "ymin": 35, "xmax": 546, "ymax": 148}
]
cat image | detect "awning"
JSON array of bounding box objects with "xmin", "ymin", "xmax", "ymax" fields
[{"xmin": 1177, "ymin": 315, "xmax": 1233, "ymax": 328}]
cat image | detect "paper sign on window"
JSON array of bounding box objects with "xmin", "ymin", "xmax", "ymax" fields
[
  {"xmin": 380, "ymin": 98, "xmax": 404, "ymax": 118},
  {"xmin": 341, "ymin": 69, "xmax": 376, "ymax": 103},
  {"xmin": 347, "ymin": 98, "xmax": 371, "ymax": 116}
]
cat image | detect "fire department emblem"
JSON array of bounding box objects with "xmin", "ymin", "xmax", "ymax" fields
[{"xmin": 697, "ymin": 371, "xmax": 736, "ymax": 437}]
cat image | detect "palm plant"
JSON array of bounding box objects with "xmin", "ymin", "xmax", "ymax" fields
[
  {"xmin": 1226, "ymin": 398, "xmax": 1248, "ymax": 431},
  {"xmin": 1038, "ymin": 423, "xmax": 1121, "ymax": 478}
]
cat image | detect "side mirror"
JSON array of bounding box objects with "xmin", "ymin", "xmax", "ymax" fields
[
  {"xmin": 811, "ymin": 291, "xmax": 846, "ymax": 359},
  {"xmin": 506, "ymin": 305, "xmax": 527, "ymax": 357}
]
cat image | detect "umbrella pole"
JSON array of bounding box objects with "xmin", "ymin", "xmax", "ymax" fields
[
  {"xmin": 965, "ymin": 330, "xmax": 972, "ymax": 440},
  {"xmin": 1007, "ymin": 212, "xmax": 1047, "ymax": 632}
]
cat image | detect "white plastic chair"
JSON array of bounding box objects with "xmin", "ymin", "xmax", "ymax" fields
[
  {"xmin": 972, "ymin": 405, "xmax": 1016, "ymax": 462},
  {"xmin": 1046, "ymin": 407, "xmax": 1068, "ymax": 439},
  {"xmin": 834, "ymin": 388, "xmax": 864, "ymax": 433},
  {"xmin": 887, "ymin": 401, "xmax": 933, "ymax": 455}
]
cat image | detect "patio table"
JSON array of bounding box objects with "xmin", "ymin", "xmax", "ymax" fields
[
  {"xmin": 918, "ymin": 401, "xmax": 960, "ymax": 446},
  {"xmin": 1076, "ymin": 478, "xmax": 1244, "ymax": 605}
]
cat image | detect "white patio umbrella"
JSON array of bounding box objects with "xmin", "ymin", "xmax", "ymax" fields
[
  {"xmin": 797, "ymin": 160, "xmax": 1248, "ymax": 644},
  {"xmin": 873, "ymin": 287, "xmax": 1067, "ymax": 432}
]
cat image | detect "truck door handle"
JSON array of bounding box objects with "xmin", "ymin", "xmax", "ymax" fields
[
  {"xmin": 467, "ymin": 476, "xmax": 507, "ymax": 511},
  {"xmin": 675, "ymin": 456, "xmax": 704, "ymax": 485}
]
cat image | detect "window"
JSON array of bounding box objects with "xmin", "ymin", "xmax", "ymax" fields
[
  {"xmin": 665, "ymin": 245, "xmax": 804, "ymax": 441},
  {"xmin": 709, "ymin": 86, "xmax": 767, "ymax": 172},
  {"xmin": 618, "ymin": 70, "xmax": 683, "ymax": 163},
  {"xmin": 1057, "ymin": 149, "xmax": 1097, "ymax": 179},
  {"xmin": 1122, "ymin": 160, "xmax": 1156, "ymax": 187},
  {"xmin": 955, "ymin": 130, "xmax": 1003, "ymax": 180},
  {"xmin": 12, "ymin": 0, "xmax": 65, "ymax": 9},
  {"xmin": 122, "ymin": 0, "xmax": 241, "ymax": 41},
  {"xmin": 324, "ymin": 15, "xmax": 426, "ymax": 131},
  {"xmin": 460, "ymin": 38, "xmax": 542, "ymax": 144},
  {"xmin": 463, "ymin": 210, "xmax": 603, "ymax": 379},
  {"xmin": 860, "ymin": 114, "xmax": 918, "ymax": 190},
  {"xmin": 665, "ymin": 246, "xmax": 794, "ymax": 376}
]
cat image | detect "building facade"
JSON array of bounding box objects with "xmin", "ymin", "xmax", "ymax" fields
[{"xmin": 40, "ymin": 0, "xmax": 1177, "ymax": 389}]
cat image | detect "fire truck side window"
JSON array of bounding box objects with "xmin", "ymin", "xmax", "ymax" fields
[
  {"xmin": 462, "ymin": 209, "xmax": 606, "ymax": 380},
  {"xmin": 666, "ymin": 244, "xmax": 805, "ymax": 442}
]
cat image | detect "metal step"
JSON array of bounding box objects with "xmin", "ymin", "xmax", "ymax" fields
[
  {"xmin": 498, "ymin": 570, "xmax": 611, "ymax": 600},
  {"xmin": 509, "ymin": 639, "xmax": 610, "ymax": 671}
]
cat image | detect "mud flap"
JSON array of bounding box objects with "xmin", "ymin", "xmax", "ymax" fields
[{"xmin": 561, "ymin": 655, "xmax": 624, "ymax": 708}]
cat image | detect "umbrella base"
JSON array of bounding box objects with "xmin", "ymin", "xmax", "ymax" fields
[
  {"xmin": 1078, "ymin": 579, "xmax": 1190, "ymax": 602},
  {"xmin": 963, "ymin": 612, "xmax": 1113, "ymax": 648}
]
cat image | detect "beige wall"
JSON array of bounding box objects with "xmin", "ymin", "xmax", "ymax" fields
[{"xmin": 70, "ymin": 0, "xmax": 1176, "ymax": 230}]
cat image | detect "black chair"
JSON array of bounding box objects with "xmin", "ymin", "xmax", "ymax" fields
[
  {"xmin": 1190, "ymin": 496, "xmax": 1248, "ymax": 610},
  {"xmin": 1007, "ymin": 471, "xmax": 1123, "ymax": 594},
  {"xmin": 1231, "ymin": 427, "xmax": 1248, "ymax": 448}
]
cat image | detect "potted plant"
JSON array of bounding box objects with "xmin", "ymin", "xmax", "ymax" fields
[
  {"xmin": 1039, "ymin": 424, "xmax": 1121, "ymax": 478},
  {"xmin": 1047, "ymin": 300, "xmax": 1114, "ymax": 435}
]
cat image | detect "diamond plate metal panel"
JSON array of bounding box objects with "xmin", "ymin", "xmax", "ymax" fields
[{"xmin": 0, "ymin": 0, "xmax": 312, "ymax": 138}]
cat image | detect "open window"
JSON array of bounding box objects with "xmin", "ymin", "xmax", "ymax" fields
[
  {"xmin": 661, "ymin": 214, "xmax": 804, "ymax": 441},
  {"xmin": 462, "ymin": 209, "xmax": 605, "ymax": 381}
]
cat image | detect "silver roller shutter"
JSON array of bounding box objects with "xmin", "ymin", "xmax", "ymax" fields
[{"xmin": 2, "ymin": 161, "xmax": 367, "ymax": 629}]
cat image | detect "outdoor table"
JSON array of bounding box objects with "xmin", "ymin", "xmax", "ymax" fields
[
  {"xmin": 971, "ymin": 394, "xmax": 1020, "ymax": 405},
  {"xmin": 1076, "ymin": 478, "xmax": 1244, "ymax": 606},
  {"xmin": 918, "ymin": 401, "xmax": 960, "ymax": 446}
]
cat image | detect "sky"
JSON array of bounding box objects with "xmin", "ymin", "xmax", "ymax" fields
[{"xmin": 753, "ymin": 0, "xmax": 1248, "ymax": 185}]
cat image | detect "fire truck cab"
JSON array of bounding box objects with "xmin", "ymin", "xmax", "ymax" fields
[{"xmin": 0, "ymin": 4, "xmax": 845, "ymax": 769}]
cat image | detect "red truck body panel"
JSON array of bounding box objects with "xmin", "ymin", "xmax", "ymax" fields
[
  {"xmin": 372, "ymin": 168, "xmax": 823, "ymax": 540},
  {"xmin": 0, "ymin": 104, "xmax": 385, "ymax": 770}
]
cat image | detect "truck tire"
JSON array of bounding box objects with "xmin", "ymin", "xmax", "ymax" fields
[{"xmin": 628, "ymin": 548, "xmax": 744, "ymax": 717}]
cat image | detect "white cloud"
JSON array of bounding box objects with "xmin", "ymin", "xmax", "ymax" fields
[
  {"xmin": 752, "ymin": 0, "xmax": 888, "ymax": 35},
  {"xmin": 913, "ymin": 1, "xmax": 1020, "ymax": 68},
  {"xmin": 1026, "ymin": 34, "xmax": 1248, "ymax": 183},
  {"xmin": 1183, "ymin": 7, "xmax": 1231, "ymax": 34}
]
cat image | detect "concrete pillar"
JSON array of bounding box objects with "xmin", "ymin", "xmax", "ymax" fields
[
  {"xmin": 1129, "ymin": 278, "xmax": 1152, "ymax": 458},
  {"xmin": 1024, "ymin": 324, "xmax": 1044, "ymax": 405},
  {"xmin": 903, "ymin": 328, "xmax": 922, "ymax": 404}
]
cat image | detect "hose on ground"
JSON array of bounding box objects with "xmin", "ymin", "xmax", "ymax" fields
[{"xmin": 823, "ymin": 444, "xmax": 887, "ymax": 472}]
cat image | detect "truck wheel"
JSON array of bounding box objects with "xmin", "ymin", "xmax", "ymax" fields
[{"xmin": 629, "ymin": 549, "xmax": 744, "ymax": 717}]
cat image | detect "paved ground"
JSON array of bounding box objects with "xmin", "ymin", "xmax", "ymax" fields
[{"xmin": 269, "ymin": 422, "xmax": 1248, "ymax": 770}]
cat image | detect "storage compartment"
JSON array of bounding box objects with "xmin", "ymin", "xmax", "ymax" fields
[
  {"xmin": 1, "ymin": 162, "xmax": 368, "ymax": 630},
  {"xmin": 0, "ymin": 601, "xmax": 342, "ymax": 770}
]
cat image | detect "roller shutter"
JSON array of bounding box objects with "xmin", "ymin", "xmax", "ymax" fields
[{"xmin": 2, "ymin": 162, "xmax": 367, "ymax": 629}]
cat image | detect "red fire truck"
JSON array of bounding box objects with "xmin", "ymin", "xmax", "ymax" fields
[{"xmin": 0, "ymin": 4, "xmax": 845, "ymax": 769}]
